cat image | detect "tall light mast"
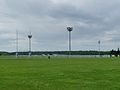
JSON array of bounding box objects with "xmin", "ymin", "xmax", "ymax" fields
[
  {"xmin": 67, "ymin": 27, "xmax": 73, "ymax": 58},
  {"xmin": 28, "ymin": 32, "xmax": 32, "ymax": 56}
]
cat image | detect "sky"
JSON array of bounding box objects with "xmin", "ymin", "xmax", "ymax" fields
[{"xmin": 0, "ymin": 0, "xmax": 120, "ymax": 52}]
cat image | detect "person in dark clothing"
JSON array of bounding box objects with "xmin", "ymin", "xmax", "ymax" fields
[{"xmin": 48, "ymin": 55, "xmax": 51, "ymax": 59}]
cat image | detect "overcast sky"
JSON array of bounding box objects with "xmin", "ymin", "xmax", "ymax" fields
[{"xmin": 0, "ymin": 0, "xmax": 120, "ymax": 51}]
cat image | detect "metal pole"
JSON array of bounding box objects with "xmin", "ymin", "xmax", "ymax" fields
[
  {"xmin": 69, "ymin": 31, "xmax": 71, "ymax": 57},
  {"xmin": 29, "ymin": 38, "xmax": 31, "ymax": 56},
  {"xmin": 16, "ymin": 30, "xmax": 18, "ymax": 58},
  {"xmin": 98, "ymin": 40, "xmax": 100, "ymax": 57},
  {"xmin": 28, "ymin": 34, "xmax": 32, "ymax": 57},
  {"xmin": 67, "ymin": 27, "xmax": 73, "ymax": 58}
]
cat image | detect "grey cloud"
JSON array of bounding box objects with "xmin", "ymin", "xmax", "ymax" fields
[{"xmin": 0, "ymin": 0, "xmax": 119, "ymax": 51}]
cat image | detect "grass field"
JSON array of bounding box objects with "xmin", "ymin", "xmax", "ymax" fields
[{"xmin": 0, "ymin": 56, "xmax": 120, "ymax": 90}]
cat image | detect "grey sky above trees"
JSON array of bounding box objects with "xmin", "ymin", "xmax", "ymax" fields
[{"xmin": 0, "ymin": 0, "xmax": 120, "ymax": 51}]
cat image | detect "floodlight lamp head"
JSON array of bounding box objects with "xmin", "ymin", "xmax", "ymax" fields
[
  {"xmin": 67, "ymin": 27, "xmax": 73, "ymax": 32},
  {"xmin": 28, "ymin": 35, "xmax": 32, "ymax": 39}
]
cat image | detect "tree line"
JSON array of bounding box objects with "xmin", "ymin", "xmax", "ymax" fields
[{"xmin": 7, "ymin": 51, "xmax": 110, "ymax": 56}]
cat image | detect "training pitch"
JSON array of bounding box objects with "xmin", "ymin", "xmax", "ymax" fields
[{"xmin": 0, "ymin": 56, "xmax": 120, "ymax": 90}]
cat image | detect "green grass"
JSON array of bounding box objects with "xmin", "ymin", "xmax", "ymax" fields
[{"xmin": 0, "ymin": 56, "xmax": 120, "ymax": 90}]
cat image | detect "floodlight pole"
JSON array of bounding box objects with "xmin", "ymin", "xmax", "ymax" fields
[
  {"xmin": 67, "ymin": 27, "xmax": 73, "ymax": 58},
  {"xmin": 69, "ymin": 30, "xmax": 71, "ymax": 55},
  {"xmin": 98, "ymin": 40, "xmax": 101, "ymax": 57},
  {"xmin": 28, "ymin": 33, "xmax": 32, "ymax": 57},
  {"xmin": 16, "ymin": 30, "xmax": 18, "ymax": 58}
]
